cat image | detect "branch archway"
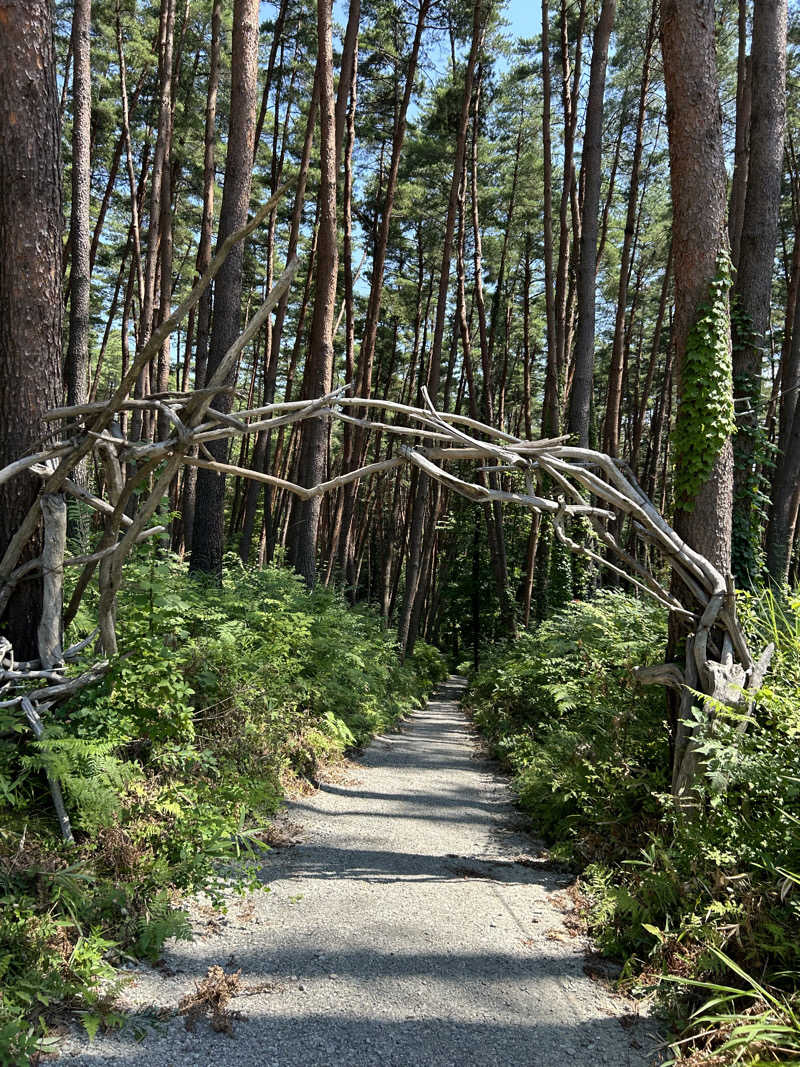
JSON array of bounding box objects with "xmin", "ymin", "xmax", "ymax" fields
[{"xmin": 0, "ymin": 202, "xmax": 773, "ymax": 837}]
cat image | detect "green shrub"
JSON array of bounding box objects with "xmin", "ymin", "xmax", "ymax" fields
[
  {"xmin": 0, "ymin": 552, "xmax": 445, "ymax": 1059},
  {"xmin": 467, "ymin": 588, "xmax": 800, "ymax": 1064},
  {"xmin": 467, "ymin": 590, "xmax": 668, "ymax": 858}
]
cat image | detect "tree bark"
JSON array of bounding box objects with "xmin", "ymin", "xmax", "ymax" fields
[
  {"xmin": 399, "ymin": 0, "xmax": 485, "ymax": 653},
  {"xmin": 155, "ymin": 0, "xmax": 176, "ymax": 437},
  {"xmin": 0, "ymin": 0, "xmax": 64, "ymax": 657},
  {"xmin": 766, "ymin": 245, "xmax": 800, "ymax": 581},
  {"xmin": 190, "ymin": 0, "xmax": 260, "ymax": 577},
  {"xmin": 66, "ymin": 0, "xmax": 92, "ymax": 412},
  {"xmin": 567, "ymin": 0, "xmax": 616, "ymax": 446},
  {"xmin": 662, "ymin": 0, "xmax": 734, "ymax": 575},
  {"xmin": 631, "ymin": 242, "xmax": 672, "ymax": 475},
  {"xmin": 540, "ymin": 0, "xmax": 559, "ymax": 437},
  {"xmin": 286, "ymin": 0, "xmax": 339, "ymax": 585},
  {"xmin": 728, "ymin": 0, "xmax": 751, "ymax": 269},
  {"xmin": 176, "ymin": 0, "xmax": 220, "ymax": 555},
  {"xmin": 603, "ymin": 3, "xmax": 655, "ymax": 457},
  {"xmin": 766, "ymin": 388, "xmax": 800, "ymax": 582},
  {"xmin": 334, "ymin": 0, "xmax": 360, "ymax": 167},
  {"xmin": 731, "ymin": 0, "xmax": 787, "ymax": 582},
  {"xmin": 336, "ymin": 0, "xmax": 431, "ymax": 577},
  {"xmin": 554, "ymin": 0, "xmax": 585, "ymax": 395}
]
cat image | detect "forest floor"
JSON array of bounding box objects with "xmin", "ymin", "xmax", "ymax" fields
[{"xmin": 56, "ymin": 677, "xmax": 663, "ymax": 1066}]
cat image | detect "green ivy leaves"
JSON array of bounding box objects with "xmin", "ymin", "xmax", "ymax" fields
[{"xmin": 673, "ymin": 251, "xmax": 737, "ymax": 511}]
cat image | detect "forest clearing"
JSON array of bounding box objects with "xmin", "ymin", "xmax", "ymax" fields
[{"xmin": 1, "ymin": 0, "xmax": 799, "ymax": 1063}]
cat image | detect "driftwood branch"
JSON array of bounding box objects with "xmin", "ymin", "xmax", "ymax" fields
[
  {"xmin": 37, "ymin": 494, "xmax": 66, "ymax": 669},
  {"xmin": 0, "ymin": 234, "xmax": 772, "ymax": 815},
  {"xmin": 21, "ymin": 697, "xmax": 74, "ymax": 845}
]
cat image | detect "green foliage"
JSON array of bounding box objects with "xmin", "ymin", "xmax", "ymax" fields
[
  {"xmin": 673, "ymin": 251, "xmax": 737, "ymax": 511},
  {"xmin": 468, "ymin": 588, "xmax": 800, "ymax": 1065},
  {"xmin": 731, "ymin": 304, "xmax": 778, "ymax": 583},
  {"xmin": 532, "ymin": 517, "xmax": 552, "ymax": 622},
  {"xmin": 0, "ymin": 555, "xmax": 444, "ymax": 1059},
  {"xmin": 663, "ymin": 948, "xmax": 800, "ymax": 1065},
  {"xmin": 546, "ymin": 528, "xmax": 573, "ymax": 614},
  {"xmin": 467, "ymin": 591, "xmax": 668, "ymax": 855}
]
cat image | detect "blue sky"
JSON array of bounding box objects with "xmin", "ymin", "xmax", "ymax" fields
[
  {"xmin": 505, "ymin": 0, "xmax": 541, "ymax": 39},
  {"xmin": 326, "ymin": 0, "xmax": 542, "ymax": 45}
]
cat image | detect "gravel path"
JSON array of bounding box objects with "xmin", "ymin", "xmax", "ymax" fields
[{"xmin": 58, "ymin": 677, "xmax": 662, "ymax": 1065}]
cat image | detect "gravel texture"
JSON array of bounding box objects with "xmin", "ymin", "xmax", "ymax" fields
[{"xmin": 57, "ymin": 676, "xmax": 663, "ymax": 1065}]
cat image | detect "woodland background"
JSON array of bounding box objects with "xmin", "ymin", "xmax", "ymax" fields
[{"xmin": 1, "ymin": 0, "xmax": 800, "ymax": 1062}]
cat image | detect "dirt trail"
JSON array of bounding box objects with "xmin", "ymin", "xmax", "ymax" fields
[{"xmin": 59, "ymin": 676, "xmax": 662, "ymax": 1066}]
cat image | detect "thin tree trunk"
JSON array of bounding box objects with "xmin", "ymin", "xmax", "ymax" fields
[
  {"xmin": 729, "ymin": 0, "xmax": 751, "ymax": 268},
  {"xmin": 177, "ymin": 0, "xmax": 220, "ymax": 555},
  {"xmin": 554, "ymin": 0, "xmax": 586, "ymax": 391},
  {"xmin": 731, "ymin": 0, "xmax": 787, "ymax": 582},
  {"xmin": 631, "ymin": 242, "xmax": 672, "ymax": 474},
  {"xmin": 286, "ymin": 0, "xmax": 339, "ymax": 585},
  {"xmin": 766, "ymin": 232, "xmax": 800, "ymax": 580},
  {"xmin": 66, "ymin": 0, "xmax": 92, "ymax": 413},
  {"xmin": 190, "ymin": 0, "xmax": 260, "ymax": 577},
  {"xmin": 541, "ymin": 0, "xmax": 558, "ymax": 436},
  {"xmin": 336, "ymin": 0, "xmax": 431, "ymax": 577},
  {"xmin": 567, "ymin": 0, "xmax": 616, "ymax": 446},
  {"xmin": 326, "ymin": 43, "xmax": 359, "ymax": 581},
  {"xmin": 155, "ymin": 0, "xmax": 176, "ymax": 439},
  {"xmin": 117, "ymin": 4, "xmax": 146, "ymax": 313},
  {"xmin": 603, "ymin": 4, "xmax": 655, "ymax": 456},
  {"xmin": 90, "ymin": 67, "xmax": 146, "ymax": 275},
  {"xmin": 334, "ymin": 0, "xmax": 360, "ymax": 166},
  {"xmin": 399, "ymin": 0, "xmax": 486, "ymax": 654},
  {"xmin": 253, "ymin": 0, "xmax": 289, "ymax": 157}
]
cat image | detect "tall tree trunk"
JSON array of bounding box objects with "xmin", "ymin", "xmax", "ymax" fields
[
  {"xmin": 155, "ymin": 0, "xmax": 176, "ymax": 438},
  {"xmin": 662, "ymin": 0, "xmax": 734, "ymax": 799},
  {"xmin": 66, "ymin": 0, "xmax": 92, "ymax": 412},
  {"xmin": 399, "ymin": 0, "xmax": 485, "ymax": 654},
  {"xmin": 603, "ymin": 3, "xmax": 655, "ymax": 456},
  {"xmin": 178, "ymin": 0, "xmax": 220, "ymax": 554},
  {"xmin": 238, "ymin": 52, "xmax": 305, "ymax": 564},
  {"xmin": 253, "ymin": 0, "xmax": 289, "ymax": 157},
  {"xmin": 766, "ymin": 389, "xmax": 800, "ymax": 582},
  {"xmin": 251, "ymin": 76, "xmax": 319, "ymax": 565},
  {"xmin": 0, "ymin": 0, "xmax": 64, "ymax": 657},
  {"xmin": 190, "ymin": 0, "xmax": 259, "ymax": 577},
  {"xmin": 326, "ymin": 39, "xmax": 359, "ymax": 582},
  {"xmin": 731, "ymin": 0, "xmax": 787, "ymax": 583},
  {"xmin": 728, "ymin": 0, "xmax": 751, "ymax": 268},
  {"xmin": 468, "ymin": 86, "xmax": 514, "ymax": 632},
  {"xmin": 286, "ymin": 0, "xmax": 339, "ymax": 585},
  {"xmin": 766, "ymin": 248, "xmax": 800, "ymax": 580},
  {"xmin": 336, "ymin": 0, "xmax": 431, "ymax": 576},
  {"xmin": 116, "ymin": 4, "xmax": 145, "ymax": 314},
  {"xmin": 631, "ymin": 242, "xmax": 672, "ymax": 475},
  {"xmin": 540, "ymin": 0, "xmax": 558, "ymax": 437},
  {"xmin": 89, "ymin": 66, "xmax": 146, "ymax": 275},
  {"xmin": 567, "ymin": 0, "xmax": 616, "ymax": 446},
  {"xmin": 554, "ymin": 0, "xmax": 585, "ymax": 394},
  {"xmin": 334, "ymin": 0, "xmax": 360, "ymax": 167},
  {"xmin": 662, "ymin": 0, "xmax": 734, "ymax": 575}
]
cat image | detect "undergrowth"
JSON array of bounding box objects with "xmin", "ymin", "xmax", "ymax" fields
[
  {"xmin": 0, "ymin": 551, "xmax": 446, "ymax": 1063},
  {"xmin": 466, "ymin": 588, "xmax": 800, "ymax": 1065}
]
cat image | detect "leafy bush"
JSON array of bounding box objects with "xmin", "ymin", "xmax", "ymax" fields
[
  {"xmin": 467, "ymin": 588, "xmax": 800, "ymax": 1065},
  {"xmin": 0, "ymin": 553, "xmax": 445, "ymax": 1059},
  {"xmin": 468, "ymin": 590, "xmax": 668, "ymax": 858}
]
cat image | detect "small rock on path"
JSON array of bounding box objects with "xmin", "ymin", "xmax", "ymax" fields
[{"xmin": 59, "ymin": 676, "xmax": 662, "ymax": 1065}]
